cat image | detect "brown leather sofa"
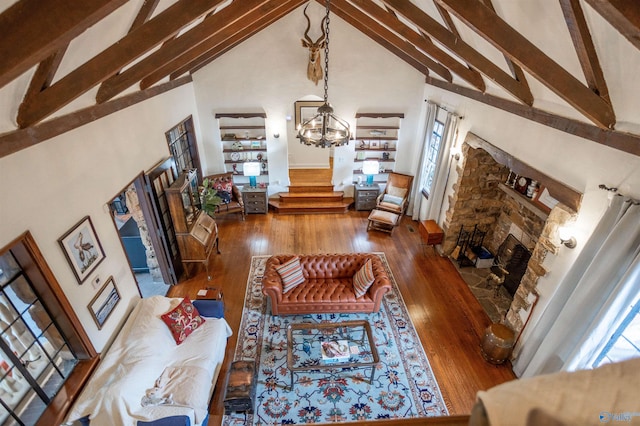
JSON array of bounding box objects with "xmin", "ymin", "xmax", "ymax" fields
[
  {"xmin": 262, "ymin": 253, "xmax": 393, "ymax": 315},
  {"xmin": 204, "ymin": 172, "xmax": 245, "ymax": 220}
]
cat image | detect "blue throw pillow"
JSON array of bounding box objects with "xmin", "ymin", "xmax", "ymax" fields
[
  {"xmin": 192, "ymin": 300, "xmax": 224, "ymax": 318},
  {"xmin": 382, "ymin": 194, "xmax": 404, "ymax": 206}
]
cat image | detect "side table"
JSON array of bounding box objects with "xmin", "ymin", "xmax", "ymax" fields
[
  {"xmin": 419, "ymin": 220, "xmax": 444, "ymax": 255},
  {"xmin": 242, "ymin": 186, "xmax": 268, "ymax": 214},
  {"xmin": 354, "ymin": 184, "xmax": 380, "ymax": 211}
]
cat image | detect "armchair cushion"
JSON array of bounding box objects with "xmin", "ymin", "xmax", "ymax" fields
[{"xmin": 387, "ymin": 185, "xmax": 407, "ymax": 198}]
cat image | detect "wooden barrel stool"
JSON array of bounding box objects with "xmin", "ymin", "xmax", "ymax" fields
[{"xmin": 481, "ymin": 323, "xmax": 515, "ymax": 364}]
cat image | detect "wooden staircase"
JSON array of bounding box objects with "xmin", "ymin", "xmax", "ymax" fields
[{"xmin": 269, "ymin": 166, "xmax": 353, "ymax": 214}]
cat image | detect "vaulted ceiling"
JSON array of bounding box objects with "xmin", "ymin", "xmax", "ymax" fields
[{"xmin": 1, "ymin": 0, "xmax": 639, "ymax": 158}]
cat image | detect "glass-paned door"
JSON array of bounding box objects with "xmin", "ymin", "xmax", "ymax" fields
[
  {"xmin": 144, "ymin": 158, "xmax": 180, "ymax": 284},
  {"xmin": 165, "ymin": 116, "xmax": 201, "ymax": 182},
  {"xmin": 0, "ymin": 252, "xmax": 78, "ymax": 425}
]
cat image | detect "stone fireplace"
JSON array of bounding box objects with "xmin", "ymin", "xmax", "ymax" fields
[{"xmin": 443, "ymin": 134, "xmax": 580, "ymax": 335}]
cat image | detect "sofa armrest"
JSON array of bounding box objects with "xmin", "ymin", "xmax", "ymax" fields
[
  {"xmin": 232, "ymin": 185, "xmax": 244, "ymax": 208},
  {"xmin": 262, "ymin": 256, "xmax": 287, "ymax": 314},
  {"xmin": 367, "ymin": 256, "xmax": 393, "ymax": 310}
]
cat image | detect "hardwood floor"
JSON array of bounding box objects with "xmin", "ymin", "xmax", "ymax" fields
[{"xmin": 167, "ymin": 210, "xmax": 516, "ymax": 424}]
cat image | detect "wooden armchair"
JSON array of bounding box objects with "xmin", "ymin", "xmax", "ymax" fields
[
  {"xmin": 204, "ymin": 172, "xmax": 245, "ymax": 220},
  {"xmin": 376, "ymin": 172, "xmax": 414, "ymax": 216}
]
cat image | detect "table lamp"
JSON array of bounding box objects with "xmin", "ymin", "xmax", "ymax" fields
[
  {"xmin": 243, "ymin": 162, "xmax": 261, "ymax": 187},
  {"xmin": 362, "ymin": 160, "xmax": 379, "ymax": 186}
]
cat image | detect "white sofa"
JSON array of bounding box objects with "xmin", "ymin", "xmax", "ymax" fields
[{"xmin": 64, "ymin": 296, "xmax": 232, "ymax": 426}]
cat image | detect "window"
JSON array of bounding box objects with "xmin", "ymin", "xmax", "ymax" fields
[
  {"xmin": 420, "ymin": 120, "xmax": 444, "ymax": 199},
  {"xmin": 165, "ymin": 116, "xmax": 201, "ymax": 180},
  {"xmin": 593, "ymin": 300, "xmax": 640, "ymax": 368},
  {"xmin": 0, "ymin": 233, "xmax": 97, "ymax": 425}
]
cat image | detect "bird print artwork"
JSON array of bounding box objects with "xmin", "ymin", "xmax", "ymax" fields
[{"xmin": 73, "ymin": 230, "xmax": 98, "ymax": 272}]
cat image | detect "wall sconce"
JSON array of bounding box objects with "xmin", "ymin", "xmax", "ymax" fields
[
  {"xmin": 450, "ymin": 145, "xmax": 461, "ymax": 161},
  {"xmin": 558, "ymin": 226, "xmax": 577, "ymax": 249}
]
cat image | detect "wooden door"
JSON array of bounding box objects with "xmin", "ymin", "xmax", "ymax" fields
[{"xmin": 141, "ymin": 158, "xmax": 181, "ymax": 284}]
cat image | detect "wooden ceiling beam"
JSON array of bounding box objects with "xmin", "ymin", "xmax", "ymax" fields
[
  {"xmin": 560, "ymin": 0, "xmax": 610, "ymax": 103},
  {"xmin": 325, "ymin": 7, "xmax": 430, "ymax": 76},
  {"xmin": 330, "ymin": 0, "xmax": 451, "ymax": 81},
  {"xmin": 0, "ymin": 0, "xmax": 127, "ymax": 90},
  {"xmin": 97, "ymin": 0, "xmax": 273, "ymax": 102},
  {"xmin": 349, "ymin": 0, "xmax": 485, "ymax": 91},
  {"xmin": 0, "ymin": 76, "xmax": 192, "ymax": 159},
  {"xmin": 16, "ymin": 0, "xmax": 224, "ymax": 128},
  {"xmin": 425, "ymin": 76, "xmax": 640, "ymax": 157},
  {"xmin": 128, "ymin": 0, "xmax": 161, "ymax": 32},
  {"xmin": 22, "ymin": 47, "xmax": 68, "ymax": 105},
  {"xmin": 435, "ymin": 0, "xmax": 615, "ymax": 129},
  {"xmin": 583, "ymin": 0, "xmax": 640, "ymax": 51},
  {"xmin": 146, "ymin": 0, "xmax": 308, "ymax": 89},
  {"xmin": 478, "ymin": 0, "xmax": 530, "ymax": 90},
  {"xmin": 171, "ymin": 0, "xmax": 307, "ymax": 80},
  {"xmin": 382, "ymin": 0, "xmax": 533, "ymax": 105}
]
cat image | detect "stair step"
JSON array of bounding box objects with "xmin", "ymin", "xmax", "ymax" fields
[
  {"xmin": 288, "ymin": 184, "xmax": 334, "ymax": 193},
  {"xmin": 279, "ymin": 192, "xmax": 344, "ymax": 203},
  {"xmin": 269, "ymin": 198, "xmax": 354, "ymax": 214}
]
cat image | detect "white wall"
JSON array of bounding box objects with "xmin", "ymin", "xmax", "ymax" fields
[
  {"xmin": 0, "ymin": 84, "xmax": 201, "ymax": 352},
  {"xmin": 191, "ymin": 2, "xmax": 426, "ymax": 195}
]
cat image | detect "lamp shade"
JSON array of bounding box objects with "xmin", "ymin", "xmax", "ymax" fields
[
  {"xmin": 362, "ymin": 160, "xmax": 379, "ymax": 176},
  {"xmin": 243, "ymin": 161, "xmax": 261, "ymax": 187},
  {"xmin": 243, "ymin": 162, "xmax": 261, "ymax": 177}
]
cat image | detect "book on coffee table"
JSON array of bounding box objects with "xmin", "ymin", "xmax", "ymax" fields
[{"xmin": 321, "ymin": 340, "xmax": 350, "ymax": 363}]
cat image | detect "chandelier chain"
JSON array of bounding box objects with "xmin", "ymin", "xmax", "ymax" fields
[{"xmin": 323, "ymin": 0, "xmax": 330, "ymax": 104}]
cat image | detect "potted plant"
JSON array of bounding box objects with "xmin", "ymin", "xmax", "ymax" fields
[{"xmin": 200, "ymin": 178, "xmax": 223, "ymax": 217}]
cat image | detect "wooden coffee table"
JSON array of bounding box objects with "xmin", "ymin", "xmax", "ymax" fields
[{"xmin": 286, "ymin": 320, "xmax": 380, "ymax": 390}]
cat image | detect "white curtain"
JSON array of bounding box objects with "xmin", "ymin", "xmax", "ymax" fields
[
  {"xmin": 411, "ymin": 103, "xmax": 459, "ymax": 221},
  {"xmin": 410, "ymin": 102, "xmax": 437, "ymax": 220},
  {"xmin": 514, "ymin": 196, "xmax": 640, "ymax": 377}
]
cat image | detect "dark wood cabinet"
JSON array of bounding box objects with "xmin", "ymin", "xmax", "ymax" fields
[{"xmin": 166, "ymin": 170, "xmax": 219, "ymax": 279}]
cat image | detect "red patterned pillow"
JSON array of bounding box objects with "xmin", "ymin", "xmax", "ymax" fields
[
  {"xmin": 276, "ymin": 256, "xmax": 305, "ymax": 293},
  {"xmin": 353, "ymin": 259, "xmax": 375, "ymax": 298},
  {"xmin": 160, "ymin": 297, "xmax": 206, "ymax": 344},
  {"xmin": 214, "ymin": 181, "xmax": 233, "ymax": 193}
]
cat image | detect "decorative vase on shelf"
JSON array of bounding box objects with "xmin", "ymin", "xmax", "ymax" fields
[{"xmin": 527, "ymin": 180, "xmax": 538, "ymax": 198}]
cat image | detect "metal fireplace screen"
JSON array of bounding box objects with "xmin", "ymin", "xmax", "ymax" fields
[{"xmin": 495, "ymin": 234, "xmax": 532, "ymax": 296}]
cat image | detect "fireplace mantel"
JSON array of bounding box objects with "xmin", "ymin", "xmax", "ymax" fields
[
  {"xmin": 499, "ymin": 183, "xmax": 549, "ymax": 220},
  {"xmin": 466, "ymin": 133, "xmax": 582, "ymax": 212}
]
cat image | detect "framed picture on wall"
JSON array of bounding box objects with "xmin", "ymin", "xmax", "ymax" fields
[
  {"xmin": 58, "ymin": 216, "xmax": 105, "ymax": 284},
  {"xmin": 88, "ymin": 276, "xmax": 120, "ymax": 330},
  {"xmin": 294, "ymin": 100, "xmax": 324, "ymax": 128}
]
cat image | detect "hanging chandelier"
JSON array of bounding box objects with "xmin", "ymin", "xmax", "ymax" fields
[{"xmin": 297, "ymin": 0, "xmax": 351, "ymax": 148}]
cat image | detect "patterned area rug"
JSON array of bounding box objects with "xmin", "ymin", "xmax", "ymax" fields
[{"xmin": 223, "ymin": 253, "xmax": 448, "ymax": 425}]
